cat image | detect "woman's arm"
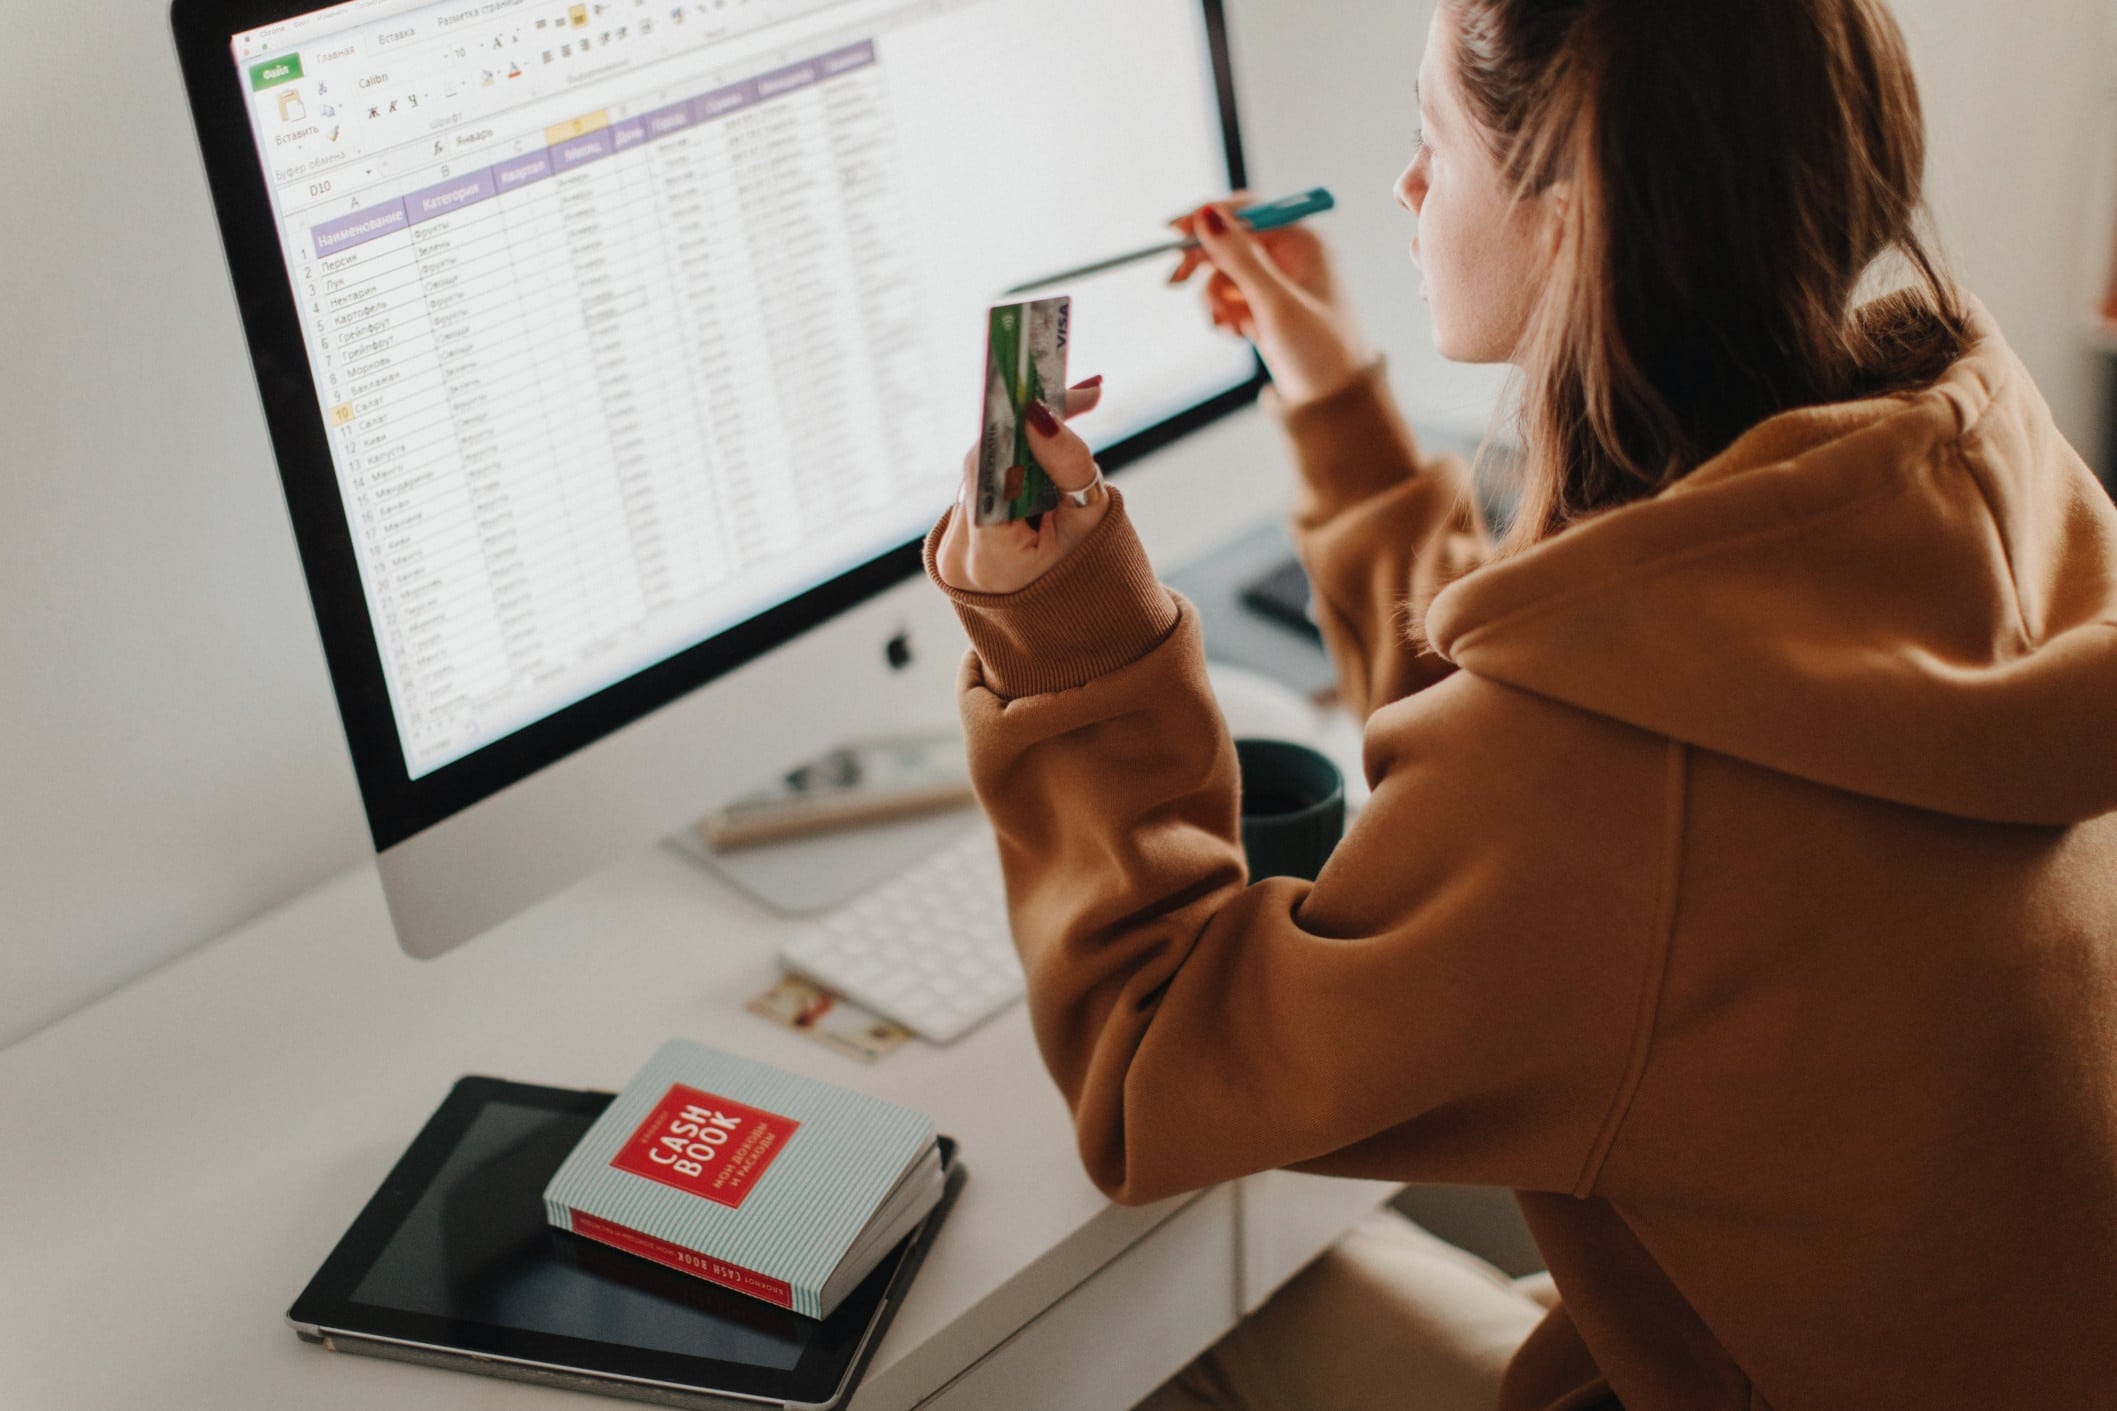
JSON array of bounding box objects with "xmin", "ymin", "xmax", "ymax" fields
[
  {"xmin": 924, "ymin": 494, "xmax": 1672, "ymax": 1204},
  {"xmin": 1269, "ymin": 363, "xmax": 1491, "ymax": 719},
  {"xmin": 1175, "ymin": 202, "xmax": 1492, "ymax": 718}
]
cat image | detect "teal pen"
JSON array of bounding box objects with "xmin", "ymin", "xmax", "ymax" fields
[{"xmin": 1000, "ymin": 187, "xmax": 1336, "ymax": 296}]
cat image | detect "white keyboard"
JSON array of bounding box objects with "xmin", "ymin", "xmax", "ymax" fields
[{"xmin": 778, "ymin": 827, "xmax": 1024, "ymax": 1044}]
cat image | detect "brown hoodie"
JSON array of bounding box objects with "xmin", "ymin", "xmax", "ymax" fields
[{"xmin": 922, "ymin": 297, "xmax": 2117, "ymax": 1411}]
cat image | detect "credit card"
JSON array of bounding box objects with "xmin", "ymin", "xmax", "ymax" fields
[{"xmin": 975, "ymin": 295, "xmax": 1071, "ymax": 525}]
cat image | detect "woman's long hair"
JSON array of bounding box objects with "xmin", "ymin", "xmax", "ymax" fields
[{"xmin": 1449, "ymin": 0, "xmax": 1970, "ymax": 553}]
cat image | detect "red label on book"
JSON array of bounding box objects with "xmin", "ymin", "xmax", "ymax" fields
[
  {"xmin": 568, "ymin": 1210, "xmax": 795, "ymax": 1307},
  {"xmin": 610, "ymin": 1082, "xmax": 800, "ymax": 1209}
]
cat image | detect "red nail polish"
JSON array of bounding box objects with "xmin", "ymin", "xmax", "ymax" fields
[
  {"xmin": 1025, "ymin": 399, "xmax": 1060, "ymax": 436},
  {"xmin": 1079, "ymin": 374, "xmax": 1104, "ymax": 388},
  {"xmin": 1203, "ymin": 206, "xmax": 1228, "ymax": 236}
]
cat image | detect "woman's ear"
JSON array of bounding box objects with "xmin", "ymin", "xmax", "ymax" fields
[{"xmin": 1542, "ymin": 180, "xmax": 1572, "ymax": 259}]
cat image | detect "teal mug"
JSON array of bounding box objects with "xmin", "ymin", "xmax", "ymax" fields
[{"xmin": 1234, "ymin": 738, "xmax": 1347, "ymax": 883}]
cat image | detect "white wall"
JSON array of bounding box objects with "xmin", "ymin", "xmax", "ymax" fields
[
  {"xmin": 1, "ymin": 0, "xmax": 371, "ymax": 1049},
  {"xmin": 1901, "ymin": 0, "xmax": 2116, "ymax": 463},
  {"xmin": 4, "ymin": 0, "xmax": 2113, "ymax": 1050}
]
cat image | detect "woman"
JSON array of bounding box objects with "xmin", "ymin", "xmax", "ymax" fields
[{"xmin": 926, "ymin": 0, "xmax": 2117, "ymax": 1407}]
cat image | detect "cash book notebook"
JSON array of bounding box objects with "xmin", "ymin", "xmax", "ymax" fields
[{"xmin": 544, "ymin": 1039, "xmax": 944, "ymax": 1319}]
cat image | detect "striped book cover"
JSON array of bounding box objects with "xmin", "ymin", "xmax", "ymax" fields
[{"xmin": 543, "ymin": 1039, "xmax": 940, "ymax": 1319}]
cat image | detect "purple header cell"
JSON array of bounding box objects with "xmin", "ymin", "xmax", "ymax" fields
[
  {"xmin": 406, "ymin": 167, "xmax": 497, "ymax": 225},
  {"xmin": 552, "ymin": 127, "xmax": 616, "ymax": 173},
  {"xmin": 645, "ymin": 101, "xmax": 692, "ymax": 139},
  {"xmin": 818, "ymin": 40, "xmax": 876, "ymax": 77},
  {"xmin": 610, "ymin": 116, "xmax": 650, "ymax": 152},
  {"xmin": 313, "ymin": 198, "xmax": 410, "ymax": 257},
  {"xmin": 492, "ymin": 149, "xmax": 552, "ymax": 193},
  {"xmin": 692, "ymin": 80, "xmax": 757, "ymax": 123},
  {"xmin": 754, "ymin": 61, "xmax": 819, "ymax": 100}
]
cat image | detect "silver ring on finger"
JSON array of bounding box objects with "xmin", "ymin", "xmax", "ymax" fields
[{"xmin": 1060, "ymin": 466, "xmax": 1106, "ymax": 509}]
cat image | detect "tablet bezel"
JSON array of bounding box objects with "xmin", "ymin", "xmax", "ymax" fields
[{"xmin": 287, "ymin": 1076, "xmax": 953, "ymax": 1408}]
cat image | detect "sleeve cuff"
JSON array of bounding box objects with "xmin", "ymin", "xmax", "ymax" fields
[
  {"xmin": 922, "ymin": 486, "xmax": 1181, "ymax": 700},
  {"xmin": 1263, "ymin": 359, "xmax": 1431, "ymax": 524}
]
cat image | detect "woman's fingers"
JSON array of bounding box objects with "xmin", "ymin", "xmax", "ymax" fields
[
  {"xmin": 1190, "ymin": 202, "xmax": 1301, "ymax": 307},
  {"xmin": 938, "ymin": 447, "xmax": 976, "ymax": 585},
  {"xmin": 1021, "ymin": 396, "xmax": 1100, "ymax": 494},
  {"xmin": 1060, "ymin": 376, "xmax": 1105, "ymax": 419},
  {"xmin": 946, "ymin": 373, "xmax": 1102, "ymax": 529},
  {"xmin": 936, "ymin": 377, "xmax": 1111, "ymax": 594},
  {"xmin": 1168, "ymin": 190, "xmax": 1254, "ymax": 283},
  {"xmin": 1169, "ymin": 189, "xmax": 1254, "ymax": 231},
  {"xmin": 1202, "ymin": 270, "xmax": 1253, "ymax": 335},
  {"xmin": 1206, "ymin": 269, "xmax": 1250, "ymax": 315}
]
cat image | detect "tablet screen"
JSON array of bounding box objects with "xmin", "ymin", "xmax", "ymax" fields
[{"xmin": 348, "ymin": 1098, "xmax": 808, "ymax": 1367}]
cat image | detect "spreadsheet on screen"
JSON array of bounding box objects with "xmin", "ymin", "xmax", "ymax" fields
[{"xmin": 233, "ymin": 0, "xmax": 1252, "ymax": 777}]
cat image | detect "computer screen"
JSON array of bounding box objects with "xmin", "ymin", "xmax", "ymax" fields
[{"xmin": 210, "ymin": 0, "xmax": 1257, "ymax": 817}]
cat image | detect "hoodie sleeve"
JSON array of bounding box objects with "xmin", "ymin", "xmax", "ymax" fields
[
  {"xmin": 924, "ymin": 493, "xmax": 1674, "ymax": 1204},
  {"xmin": 1269, "ymin": 362, "xmax": 1492, "ymax": 720}
]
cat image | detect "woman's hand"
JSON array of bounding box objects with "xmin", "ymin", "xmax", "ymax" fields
[
  {"xmin": 934, "ymin": 378, "xmax": 1109, "ymax": 595},
  {"xmin": 1169, "ymin": 195, "xmax": 1374, "ymax": 405}
]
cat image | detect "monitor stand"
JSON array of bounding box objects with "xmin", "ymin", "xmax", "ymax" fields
[
  {"xmin": 667, "ymin": 795, "xmax": 982, "ymax": 916},
  {"xmin": 668, "ymin": 651, "xmax": 1334, "ymax": 917}
]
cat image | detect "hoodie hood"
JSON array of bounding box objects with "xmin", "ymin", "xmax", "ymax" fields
[{"xmin": 1425, "ymin": 297, "xmax": 2117, "ymax": 827}]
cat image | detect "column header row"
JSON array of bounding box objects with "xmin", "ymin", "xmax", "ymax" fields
[{"xmin": 312, "ymin": 39, "xmax": 877, "ymax": 258}]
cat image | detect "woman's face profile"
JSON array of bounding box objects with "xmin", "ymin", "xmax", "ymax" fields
[{"xmin": 1397, "ymin": 6, "xmax": 1558, "ymax": 365}]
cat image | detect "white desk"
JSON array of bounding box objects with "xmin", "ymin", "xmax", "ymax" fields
[
  {"xmin": 0, "ymin": 766, "xmax": 1393, "ymax": 1411},
  {"xmin": 1, "ymin": 412, "xmax": 1400, "ymax": 1409}
]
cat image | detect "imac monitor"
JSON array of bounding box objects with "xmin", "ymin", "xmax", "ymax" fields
[{"xmin": 171, "ymin": 0, "xmax": 1263, "ymax": 956}]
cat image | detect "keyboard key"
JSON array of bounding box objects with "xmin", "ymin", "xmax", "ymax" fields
[{"xmin": 778, "ymin": 829, "xmax": 1024, "ymax": 1044}]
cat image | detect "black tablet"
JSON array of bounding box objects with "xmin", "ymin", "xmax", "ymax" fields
[{"xmin": 288, "ymin": 1077, "xmax": 962, "ymax": 1410}]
